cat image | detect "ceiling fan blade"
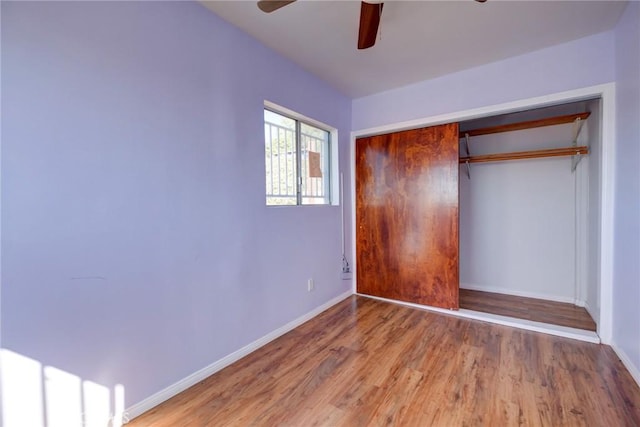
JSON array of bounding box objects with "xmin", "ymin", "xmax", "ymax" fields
[
  {"xmin": 358, "ymin": 1, "xmax": 383, "ymax": 50},
  {"xmin": 257, "ymin": 0, "xmax": 296, "ymax": 13}
]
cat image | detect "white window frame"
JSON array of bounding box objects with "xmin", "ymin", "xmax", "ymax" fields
[{"xmin": 264, "ymin": 100, "xmax": 339, "ymax": 206}]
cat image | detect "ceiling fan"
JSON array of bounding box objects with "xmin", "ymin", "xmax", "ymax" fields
[{"xmin": 257, "ymin": 0, "xmax": 487, "ymax": 50}]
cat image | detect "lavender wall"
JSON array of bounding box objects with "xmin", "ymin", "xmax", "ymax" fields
[
  {"xmin": 1, "ymin": 0, "xmax": 351, "ymax": 411},
  {"xmin": 613, "ymin": 1, "xmax": 640, "ymax": 378},
  {"xmin": 352, "ymin": 31, "xmax": 615, "ymax": 131}
]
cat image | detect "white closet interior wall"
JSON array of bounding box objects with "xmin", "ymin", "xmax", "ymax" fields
[
  {"xmin": 459, "ymin": 102, "xmax": 599, "ymax": 306},
  {"xmin": 585, "ymin": 98, "xmax": 602, "ymax": 322}
]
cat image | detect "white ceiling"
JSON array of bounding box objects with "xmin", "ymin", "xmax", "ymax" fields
[{"xmin": 200, "ymin": 0, "xmax": 627, "ymax": 98}]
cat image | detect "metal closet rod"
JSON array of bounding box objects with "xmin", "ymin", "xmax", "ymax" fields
[{"xmin": 459, "ymin": 146, "xmax": 589, "ymax": 164}]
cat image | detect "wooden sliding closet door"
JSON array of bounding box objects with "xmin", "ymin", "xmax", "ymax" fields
[{"xmin": 356, "ymin": 123, "xmax": 459, "ymax": 309}]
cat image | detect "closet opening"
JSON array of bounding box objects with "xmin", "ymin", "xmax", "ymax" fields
[{"xmin": 457, "ymin": 98, "xmax": 601, "ymax": 333}]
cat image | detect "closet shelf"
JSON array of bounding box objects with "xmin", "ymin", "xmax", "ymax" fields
[
  {"xmin": 459, "ymin": 146, "xmax": 589, "ymax": 164},
  {"xmin": 459, "ymin": 112, "xmax": 591, "ymax": 138}
]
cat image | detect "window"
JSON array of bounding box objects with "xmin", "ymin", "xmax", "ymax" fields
[{"xmin": 264, "ymin": 107, "xmax": 332, "ymax": 206}]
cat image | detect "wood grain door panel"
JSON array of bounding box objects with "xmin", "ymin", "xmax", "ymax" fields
[{"xmin": 356, "ymin": 123, "xmax": 459, "ymax": 309}]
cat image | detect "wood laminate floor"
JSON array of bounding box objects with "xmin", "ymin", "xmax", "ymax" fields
[
  {"xmin": 459, "ymin": 289, "xmax": 597, "ymax": 331},
  {"xmin": 129, "ymin": 296, "xmax": 639, "ymax": 426}
]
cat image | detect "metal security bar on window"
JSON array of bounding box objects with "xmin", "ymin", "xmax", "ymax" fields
[
  {"xmin": 300, "ymin": 123, "xmax": 330, "ymax": 205},
  {"xmin": 265, "ymin": 110, "xmax": 297, "ymax": 205},
  {"xmin": 264, "ymin": 109, "xmax": 331, "ymax": 206}
]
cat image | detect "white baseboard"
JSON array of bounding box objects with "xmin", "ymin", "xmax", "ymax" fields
[
  {"xmin": 125, "ymin": 291, "xmax": 353, "ymax": 422},
  {"xmin": 611, "ymin": 343, "xmax": 640, "ymax": 388},
  {"xmin": 460, "ymin": 283, "xmax": 585, "ymax": 306}
]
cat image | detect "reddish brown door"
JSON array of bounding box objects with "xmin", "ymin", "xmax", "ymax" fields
[{"xmin": 356, "ymin": 123, "xmax": 459, "ymax": 309}]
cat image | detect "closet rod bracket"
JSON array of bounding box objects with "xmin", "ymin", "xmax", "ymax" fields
[
  {"xmin": 571, "ymin": 117, "xmax": 586, "ymax": 172},
  {"xmin": 572, "ymin": 151, "xmax": 585, "ymax": 172},
  {"xmin": 464, "ymin": 133, "xmax": 471, "ymax": 179}
]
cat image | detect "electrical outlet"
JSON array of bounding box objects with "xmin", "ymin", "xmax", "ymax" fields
[{"xmin": 307, "ymin": 278, "xmax": 314, "ymax": 292}]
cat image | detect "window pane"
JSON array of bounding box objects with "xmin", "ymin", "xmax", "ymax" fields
[
  {"xmin": 265, "ymin": 110, "xmax": 297, "ymax": 206},
  {"xmin": 300, "ymin": 122, "xmax": 330, "ymax": 205}
]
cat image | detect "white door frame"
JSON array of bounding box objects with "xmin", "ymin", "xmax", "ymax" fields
[{"xmin": 349, "ymin": 83, "xmax": 616, "ymax": 344}]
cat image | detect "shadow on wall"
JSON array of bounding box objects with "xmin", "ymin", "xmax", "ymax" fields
[{"xmin": 1, "ymin": 349, "xmax": 128, "ymax": 427}]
